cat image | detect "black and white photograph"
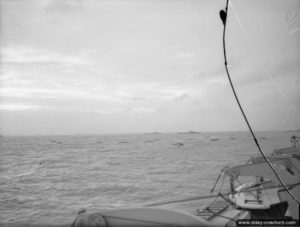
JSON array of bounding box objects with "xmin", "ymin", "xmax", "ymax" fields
[{"xmin": 0, "ymin": 0, "xmax": 299, "ymax": 226}]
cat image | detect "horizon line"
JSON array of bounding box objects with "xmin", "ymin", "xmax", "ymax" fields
[{"xmin": 1, "ymin": 129, "xmax": 299, "ymax": 137}]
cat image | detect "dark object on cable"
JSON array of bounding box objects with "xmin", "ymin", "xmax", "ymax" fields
[{"xmin": 219, "ymin": 9, "xmax": 227, "ymax": 25}]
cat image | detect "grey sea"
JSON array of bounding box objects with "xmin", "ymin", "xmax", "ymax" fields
[{"xmin": 0, "ymin": 131, "xmax": 298, "ymax": 226}]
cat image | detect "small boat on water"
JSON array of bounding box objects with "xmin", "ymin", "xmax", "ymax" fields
[
  {"xmin": 178, "ymin": 130, "xmax": 202, "ymax": 135},
  {"xmin": 209, "ymin": 137, "xmax": 221, "ymax": 142}
]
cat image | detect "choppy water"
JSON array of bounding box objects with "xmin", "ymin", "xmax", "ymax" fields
[{"xmin": 0, "ymin": 131, "xmax": 297, "ymax": 225}]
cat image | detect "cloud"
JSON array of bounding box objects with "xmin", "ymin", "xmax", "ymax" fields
[
  {"xmin": 1, "ymin": 46, "xmax": 89, "ymax": 65},
  {"xmin": 0, "ymin": 103, "xmax": 39, "ymax": 111},
  {"xmin": 45, "ymin": 0, "xmax": 84, "ymax": 13},
  {"xmin": 0, "ymin": 87, "xmax": 121, "ymax": 103},
  {"xmin": 173, "ymin": 52, "xmax": 200, "ymax": 60},
  {"xmin": 123, "ymin": 107, "xmax": 156, "ymax": 114},
  {"xmin": 0, "ymin": 46, "xmax": 95, "ymax": 104},
  {"xmin": 173, "ymin": 93, "xmax": 190, "ymax": 101}
]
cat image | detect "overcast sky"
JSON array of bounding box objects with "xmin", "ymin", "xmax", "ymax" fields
[{"xmin": 0, "ymin": 0, "xmax": 299, "ymax": 135}]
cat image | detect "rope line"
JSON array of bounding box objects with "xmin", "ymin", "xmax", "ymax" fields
[
  {"xmin": 210, "ymin": 167, "xmax": 227, "ymax": 193},
  {"xmin": 221, "ymin": 0, "xmax": 300, "ymax": 205},
  {"xmin": 145, "ymin": 193, "xmax": 227, "ymax": 207}
]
